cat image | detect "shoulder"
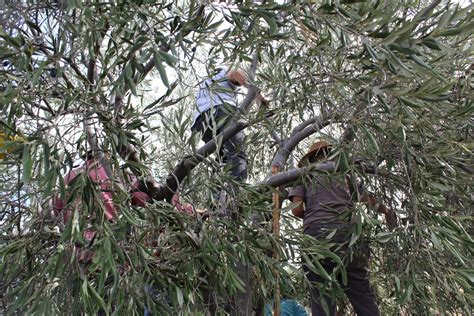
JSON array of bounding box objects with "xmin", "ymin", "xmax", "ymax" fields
[{"xmin": 288, "ymin": 185, "xmax": 305, "ymax": 199}]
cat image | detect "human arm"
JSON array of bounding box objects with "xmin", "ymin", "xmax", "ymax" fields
[
  {"xmin": 172, "ymin": 194, "xmax": 194, "ymax": 214},
  {"xmin": 360, "ymin": 193, "xmax": 398, "ymax": 230},
  {"xmin": 291, "ymin": 195, "xmax": 305, "ymax": 219},
  {"xmin": 288, "ymin": 185, "xmax": 305, "ymax": 219},
  {"xmin": 127, "ymin": 175, "xmax": 152, "ymax": 207}
]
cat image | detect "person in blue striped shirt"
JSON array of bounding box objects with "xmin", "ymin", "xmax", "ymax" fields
[{"xmin": 191, "ymin": 66, "xmax": 268, "ymax": 181}]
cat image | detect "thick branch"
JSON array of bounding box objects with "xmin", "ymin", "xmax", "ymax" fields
[
  {"xmin": 155, "ymin": 121, "xmax": 250, "ymax": 200},
  {"xmin": 292, "ymin": 116, "xmax": 321, "ymax": 134},
  {"xmin": 271, "ymin": 114, "xmax": 334, "ymax": 168},
  {"xmin": 269, "ymin": 129, "xmax": 282, "ymax": 146},
  {"xmin": 264, "ymin": 161, "xmax": 390, "ymax": 189},
  {"xmin": 265, "ymin": 162, "xmax": 335, "ymax": 188},
  {"xmin": 87, "ymin": 58, "xmax": 96, "ymax": 85}
]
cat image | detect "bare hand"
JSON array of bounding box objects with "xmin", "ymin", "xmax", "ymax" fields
[{"xmin": 257, "ymin": 94, "xmax": 269, "ymax": 106}]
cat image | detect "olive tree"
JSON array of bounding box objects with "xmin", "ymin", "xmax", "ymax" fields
[{"xmin": 0, "ymin": 0, "xmax": 472, "ymax": 315}]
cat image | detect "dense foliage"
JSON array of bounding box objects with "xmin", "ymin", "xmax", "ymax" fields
[{"xmin": 0, "ymin": 0, "xmax": 472, "ymax": 315}]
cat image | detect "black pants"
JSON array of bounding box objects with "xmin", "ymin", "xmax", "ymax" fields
[
  {"xmin": 304, "ymin": 224, "xmax": 380, "ymax": 316},
  {"xmin": 191, "ymin": 107, "xmax": 247, "ymax": 181}
]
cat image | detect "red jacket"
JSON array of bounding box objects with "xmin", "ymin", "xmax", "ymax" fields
[{"xmin": 53, "ymin": 159, "xmax": 152, "ymax": 262}]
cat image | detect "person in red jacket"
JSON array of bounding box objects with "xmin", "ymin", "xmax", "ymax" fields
[{"xmin": 53, "ymin": 156, "xmax": 152, "ymax": 262}]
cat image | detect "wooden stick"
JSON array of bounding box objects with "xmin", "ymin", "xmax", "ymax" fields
[{"xmin": 271, "ymin": 165, "xmax": 281, "ymax": 316}]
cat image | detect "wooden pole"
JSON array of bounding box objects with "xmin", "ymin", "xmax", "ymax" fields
[{"xmin": 271, "ymin": 165, "xmax": 281, "ymax": 316}]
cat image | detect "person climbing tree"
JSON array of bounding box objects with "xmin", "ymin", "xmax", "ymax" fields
[
  {"xmin": 53, "ymin": 151, "xmax": 152, "ymax": 263},
  {"xmin": 289, "ymin": 141, "xmax": 397, "ymax": 316},
  {"xmin": 191, "ymin": 66, "xmax": 268, "ymax": 182},
  {"xmin": 191, "ymin": 66, "xmax": 269, "ymax": 315}
]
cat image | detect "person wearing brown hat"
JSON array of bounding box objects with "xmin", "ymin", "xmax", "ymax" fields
[{"xmin": 289, "ymin": 141, "xmax": 397, "ymax": 316}]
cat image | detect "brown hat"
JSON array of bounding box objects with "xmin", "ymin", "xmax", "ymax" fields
[{"xmin": 298, "ymin": 141, "xmax": 331, "ymax": 167}]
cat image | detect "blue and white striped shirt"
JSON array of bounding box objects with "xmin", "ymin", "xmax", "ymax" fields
[{"xmin": 193, "ymin": 67, "xmax": 237, "ymax": 126}]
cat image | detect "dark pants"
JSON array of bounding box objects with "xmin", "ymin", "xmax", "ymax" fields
[
  {"xmin": 304, "ymin": 224, "xmax": 380, "ymax": 316},
  {"xmin": 192, "ymin": 107, "xmax": 247, "ymax": 181}
]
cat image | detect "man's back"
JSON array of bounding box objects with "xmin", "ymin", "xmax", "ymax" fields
[{"xmin": 289, "ymin": 169, "xmax": 360, "ymax": 230}]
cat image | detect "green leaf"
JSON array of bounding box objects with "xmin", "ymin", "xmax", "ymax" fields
[
  {"xmin": 42, "ymin": 168, "xmax": 57, "ymax": 200},
  {"xmin": 375, "ymin": 232, "xmax": 393, "ymax": 243},
  {"xmin": 430, "ymin": 231, "xmax": 441, "ymax": 249},
  {"xmin": 428, "ymin": 182, "xmax": 451, "ymax": 191},
  {"xmin": 363, "ymin": 42, "xmax": 378, "ymax": 60},
  {"xmin": 22, "ymin": 144, "xmax": 32, "ymax": 183},
  {"xmin": 394, "ymin": 274, "xmax": 401, "ymax": 292},
  {"xmin": 403, "ymin": 284, "xmax": 413, "ymax": 303},
  {"xmin": 25, "ymin": 21, "xmax": 42, "ymax": 34},
  {"xmin": 176, "ymin": 287, "xmax": 184, "ymax": 307},
  {"xmin": 153, "ymin": 51, "xmax": 170, "ymax": 88},
  {"xmin": 410, "ymin": 54, "xmax": 431, "ymax": 69},
  {"xmin": 86, "ymin": 280, "xmax": 108, "ymax": 312},
  {"xmin": 126, "ymin": 76, "xmax": 137, "ymax": 96},
  {"xmin": 459, "ymin": 270, "xmax": 474, "ymax": 283},
  {"xmin": 313, "ymin": 259, "xmax": 332, "ymax": 281},
  {"xmin": 433, "ymin": 21, "xmax": 474, "ymax": 37},
  {"xmin": 158, "ymin": 51, "xmax": 178, "ymax": 66},
  {"xmin": 382, "ymin": 20, "xmax": 417, "ymax": 45},
  {"xmin": 421, "ymin": 38, "xmax": 443, "ymax": 51},
  {"xmin": 360, "ymin": 126, "xmax": 380, "ymax": 153},
  {"xmin": 257, "ymin": 10, "xmax": 278, "ymax": 35}
]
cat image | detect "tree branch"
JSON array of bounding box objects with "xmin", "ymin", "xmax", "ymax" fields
[
  {"xmin": 264, "ymin": 161, "xmax": 390, "ymax": 189},
  {"xmin": 271, "ymin": 113, "xmax": 334, "ymax": 168}
]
